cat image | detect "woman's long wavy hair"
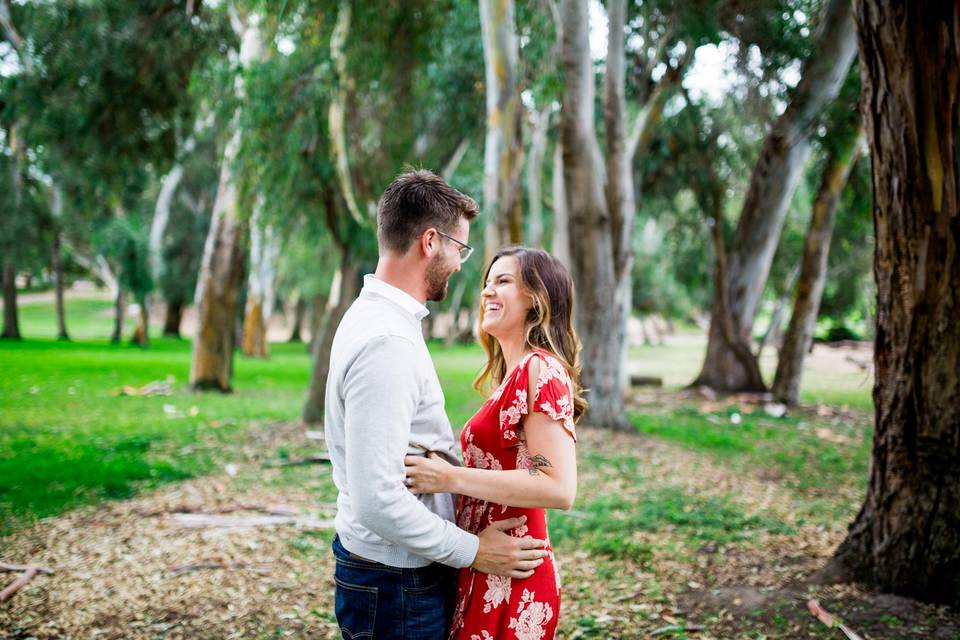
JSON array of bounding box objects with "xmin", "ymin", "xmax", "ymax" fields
[{"xmin": 473, "ymin": 246, "xmax": 588, "ymax": 423}]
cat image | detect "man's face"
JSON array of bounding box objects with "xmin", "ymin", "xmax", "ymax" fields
[{"xmin": 425, "ymin": 218, "xmax": 469, "ymax": 302}]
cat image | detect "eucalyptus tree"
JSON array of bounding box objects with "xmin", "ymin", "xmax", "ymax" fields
[
  {"xmin": 557, "ymin": 0, "xmax": 704, "ymax": 427},
  {"xmin": 692, "ymin": 0, "xmax": 859, "ymax": 392},
  {"xmin": 2, "ymin": 0, "xmax": 228, "ymax": 344},
  {"xmin": 772, "ymin": 72, "xmax": 865, "ymax": 405},
  {"xmin": 826, "ymin": 0, "xmax": 960, "ymax": 605},
  {"xmin": 479, "ymin": 0, "xmax": 523, "ymax": 259},
  {"xmin": 190, "ymin": 8, "xmax": 266, "ymax": 390}
]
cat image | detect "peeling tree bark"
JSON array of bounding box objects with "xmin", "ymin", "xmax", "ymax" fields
[
  {"xmin": 480, "ymin": 0, "xmax": 524, "ymax": 260},
  {"xmin": 828, "ymin": 0, "xmax": 960, "ymax": 605},
  {"xmin": 559, "ymin": 0, "xmax": 627, "ymax": 429},
  {"xmin": 190, "ymin": 13, "xmax": 264, "ymax": 391},
  {"xmin": 773, "ymin": 123, "xmax": 865, "ymax": 405},
  {"xmin": 693, "ymin": 0, "xmax": 859, "ymax": 392},
  {"xmin": 241, "ymin": 198, "xmax": 279, "ymax": 358}
]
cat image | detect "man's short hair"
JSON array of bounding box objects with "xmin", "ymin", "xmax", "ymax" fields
[{"xmin": 377, "ymin": 170, "xmax": 480, "ymax": 254}]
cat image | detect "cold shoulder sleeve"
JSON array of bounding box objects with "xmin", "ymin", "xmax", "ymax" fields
[{"xmin": 497, "ymin": 351, "xmax": 577, "ymax": 448}]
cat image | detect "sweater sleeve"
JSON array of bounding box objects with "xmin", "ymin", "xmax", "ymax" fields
[{"xmin": 343, "ymin": 335, "xmax": 479, "ymax": 568}]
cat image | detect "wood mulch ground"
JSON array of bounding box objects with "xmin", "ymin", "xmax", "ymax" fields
[{"xmin": 2, "ymin": 418, "xmax": 958, "ymax": 639}]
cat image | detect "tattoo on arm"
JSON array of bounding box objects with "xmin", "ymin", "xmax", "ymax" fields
[{"xmin": 524, "ymin": 454, "xmax": 553, "ymax": 476}]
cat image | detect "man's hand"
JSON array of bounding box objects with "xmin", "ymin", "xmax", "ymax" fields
[{"xmin": 471, "ymin": 517, "xmax": 548, "ymax": 579}]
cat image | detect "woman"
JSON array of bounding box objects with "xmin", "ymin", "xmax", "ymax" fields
[{"xmin": 405, "ymin": 246, "xmax": 587, "ymax": 640}]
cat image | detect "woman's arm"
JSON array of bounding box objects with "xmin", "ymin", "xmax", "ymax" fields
[{"xmin": 405, "ymin": 358, "xmax": 577, "ymax": 510}]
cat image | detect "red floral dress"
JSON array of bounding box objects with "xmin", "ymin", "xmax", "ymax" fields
[{"xmin": 450, "ymin": 350, "xmax": 577, "ymax": 640}]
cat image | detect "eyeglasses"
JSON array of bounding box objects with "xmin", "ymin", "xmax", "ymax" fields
[{"xmin": 435, "ymin": 230, "xmax": 474, "ymax": 263}]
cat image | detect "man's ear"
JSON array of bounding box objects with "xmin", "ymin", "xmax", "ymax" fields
[{"xmin": 420, "ymin": 228, "xmax": 437, "ymax": 258}]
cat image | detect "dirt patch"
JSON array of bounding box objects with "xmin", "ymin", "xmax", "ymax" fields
[{"xmin": 2, "ymin": 421, "xmax": 956, "ymax": 639}]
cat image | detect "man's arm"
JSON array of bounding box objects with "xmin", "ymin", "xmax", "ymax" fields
[{"xmin": 344, "ymin": 335, "xmax": 479, "ymax": 568}]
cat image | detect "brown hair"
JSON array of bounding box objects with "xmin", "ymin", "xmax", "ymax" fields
[
  {"xmin": 474, "ymin": 246, "xmax": 588, "ymax": 423},
  {"xmin": 376, "ymin": 169, "xmax": 480, "ymax": 253}
]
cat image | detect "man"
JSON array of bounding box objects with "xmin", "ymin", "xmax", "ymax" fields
[{"xmin": 324, "ymin": 170, "xmax": 548, "ymax": 639}]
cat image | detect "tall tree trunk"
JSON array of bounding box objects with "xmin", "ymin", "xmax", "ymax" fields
[
  {"xmin": 302, "ymin": 252, "xmax": 361, "ymax": 425},
  {"xmin": 1, "ymin": 261, "xmax": 20, "ymax": 340},
  {"xmin": 163, "ymin": 300, "xmax": 184, "ymax": 338},
  {"xmin": 110, "ymin": 288, "xmax": 125, "ymax": 345},
  {"xmin": 828, "ymin": 0, "xmax": 960, "ymax": 605},
  {"xmin": 190, "ymin": 14, "xmax": 263, "ymax": 391},
  {"xmin": 773, "ymin": 125, "xmax": 865, "ymax": 405},
  {"xmin": 51, "ymin": 226, "xmax": 69, "ymax": 341},
  {"xmin": 559, "ymin": 0, "xmax": 628, "ymax": 429},
  {"xmin": 526, "ymin": 107, "xmax": 550, "ymax": 246},
  {"xmin": 241, "ymin": 199, "xmax": 278, "ymax": 358},
  {"xmin": 550, "ymin": 143, "xmax": 570, "ymax": 267},
  {"xmin": 480, "ymin": 0, "xmax": 524, "ymax": 261},
  {"xmin": 130, "ymin": 299, "xmax": 150, "ymax": 348},
  {"xmin": 693, "ymin": 0, "xmax": 858, "ymax": 392},
  {"xmin": 50, "ymin": 184, "xmax": 69, "ymax": 341},
  {"xmin": 287, "ymin": 291, "xmax": 306, "ymax": 343}
]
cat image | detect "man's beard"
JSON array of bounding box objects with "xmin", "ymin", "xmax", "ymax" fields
[{"xmin": 425, "ymin": 254, "xmax": 455, "ymax": 302}]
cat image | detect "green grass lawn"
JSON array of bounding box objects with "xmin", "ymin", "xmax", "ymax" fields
[{"xmin": 1, "ymin": 296, "xmax": 873, "ymax": 543}]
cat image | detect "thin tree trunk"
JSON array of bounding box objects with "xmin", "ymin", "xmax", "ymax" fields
[
  {"xmin": 1, "ymin": 261, "xmax": 20, "ymax": 340},
  {"xmin": 526, "ymin": 107, "xmax": 550, "ymax": 246},
  {"xmin": 480, "ymin": 0, "xmax": 524, "ymax": 260},
  {"xmin": 693, "ymin": 0, "xmax": 858, "ymax": 392},
  {"xmin": 241, "ymin": 199, "xmax": 278, "ymax": 358},
  {"xmin": 110, "ymin": 288, "xmax": 125, "ymax": 345},
  {"xmin": 550, "ymin": 142, "xmax": 570, "ymax": 268},
  {"xmin": 163, "ymin": 300, "xmax": 184, "ymax": 338},
  {"xmin": 130, "ymin": 299, "xmax": 149, "ymax": 348},
  {"xmin": 287, "ymin": 292, "xmax": 306, "ymax": 343},
  {"xmin": 828, "ymin": 0, "xmax": 960, "ymax": 605},
  {"xmin": 190, "ymin": 14, "xmax": 263, "ymax": 391},
  {"xmin": 51, "ymin": 227, "xmax": 68, "ymax": 341},
  {"xmin": 302, "ymin": 252, "xmax": 361, "ymax": 425},
  {"xmin": 773, "ymin": 125, "xmax": 865, "ymax": 405},
  {"xmin": 444, "ymin": 277, "xmax": 469, "ymax": 348},
  {"xmin": 560, "ymin": 0, "xmax": 628, "ymax": 429}
]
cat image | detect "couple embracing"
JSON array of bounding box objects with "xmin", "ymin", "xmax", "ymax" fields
[{"xmin": 325, "ymin": 170, "xmax": 586, "ymax": 639}]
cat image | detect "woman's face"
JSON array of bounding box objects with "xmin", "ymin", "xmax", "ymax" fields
[{"xmin": 480, "ymin": 255, "xmax": 533, "ymax": 341}]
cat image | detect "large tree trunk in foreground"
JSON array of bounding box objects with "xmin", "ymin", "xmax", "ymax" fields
[
  {"xmin": 693, "ymin": 0, "xmax": 858, "ymax": 392},
  {"xmin": 1, "ymin": 261, "xmax": 20, "ymax": 340},
  {"xmin": 190, "ymin": 14, "xmax": 263, "ymax": 391},
  {"xmin": 163, "ymin": 300, "xmax": 184, "ymax": 338},
  {"xmin": 480, "ymin": 0, "xmax": 524, "ymax": 260},
  {"xmin": 302, "ymin": 253, "xmax": 361, "ymax": 425},
  {"xmin": 559, "ymin": 0, "xmax": 628, "ymax": 429},
  {"xmin": 829, "ymin": 0, "xmax": 960, "ymax": 606},
  {"xmin": 773, "ymin": 122, "xmax": 865, "ymax": 405}
]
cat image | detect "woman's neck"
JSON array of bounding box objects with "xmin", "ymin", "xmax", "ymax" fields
[{"xmin": 498, "ymin": 333, "xmax": 529, "ymax": 374}]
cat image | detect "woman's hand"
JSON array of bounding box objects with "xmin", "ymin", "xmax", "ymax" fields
[{"xmin": 404, "ymin": 451, "xmax": 457, "ymax": 494}]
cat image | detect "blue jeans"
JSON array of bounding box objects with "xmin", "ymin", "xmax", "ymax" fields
[{"xmin": 332, "ymin": 535, "xmax": 456, "ymax": 639}]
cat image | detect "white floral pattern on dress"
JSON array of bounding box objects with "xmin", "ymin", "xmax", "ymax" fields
[
  {"xmin": 508, "ymin": 589, "xmax": 555, "ymax": 640},
  {"xmin": 499, "ymin": 388, "xmax": 527, "ymax": 441},
  {"xmin": 463, "ymin": 428, "xmax": 503, "ymax": 471},
  {"xmin": 482, "ymin": 574, "xmax": 512, "ymax": 613},
  {"xmin": 470, "ymin": 632, "xmax": 494, "ymax": 640}
]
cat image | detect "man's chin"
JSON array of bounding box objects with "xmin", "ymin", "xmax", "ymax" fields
[{"xmin": 427, "ymin": 284, "xmax": 449, "ymax": 303}]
